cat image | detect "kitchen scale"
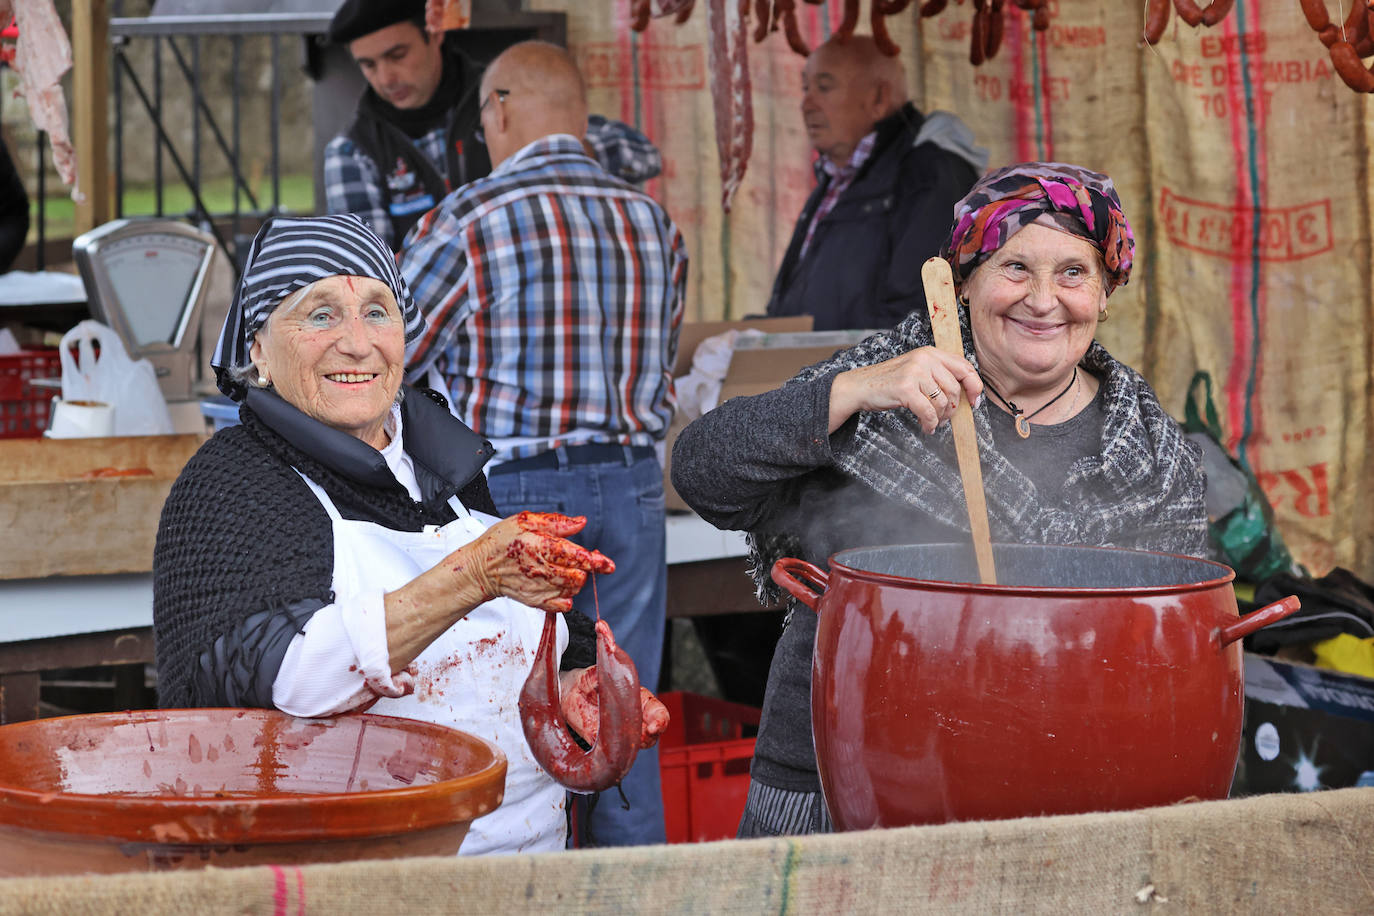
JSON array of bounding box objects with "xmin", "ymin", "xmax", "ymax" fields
[{"xmin": 71, "ymin": 218, "xmax": 219, "ymax": 401}]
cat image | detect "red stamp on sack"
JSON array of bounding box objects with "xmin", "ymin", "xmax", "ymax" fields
[
  {"xmin": 1256, "ymin": 462, "xmax": 1331, "ymax": 519},
  {"xmin": 1158, "ymin": 189, "xmax": 1332, "ymax": 262},
  {"xmin": 578, "ymin": 42, "xmax": 706, "ymax": 91}
]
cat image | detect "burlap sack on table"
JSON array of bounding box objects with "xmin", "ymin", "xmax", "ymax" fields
[{"xmin": 3, "ymin": 788, "xmax": 1372, "ymax": 914}]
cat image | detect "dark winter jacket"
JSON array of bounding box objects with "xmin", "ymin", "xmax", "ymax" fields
[{"xmin": 766, "ymin": 103, "xmax": 983, "ymax": 331}]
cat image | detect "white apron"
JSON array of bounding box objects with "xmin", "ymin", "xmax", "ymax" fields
[{"xmin": 297, "ymin": 474, "xmax": 568, "ymax": 855}]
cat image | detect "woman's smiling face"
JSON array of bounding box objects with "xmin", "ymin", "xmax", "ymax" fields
[
  {"xmin": 963, "ymin": 221, "xmax": 1107, "ymax": 395},
  {"xmin": 250, "ymin": 275, "xmax": 406, "ymax": 449}
]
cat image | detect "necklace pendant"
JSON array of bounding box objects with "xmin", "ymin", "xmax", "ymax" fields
[{"xmin": 1015, "ymin": 413, "xmax": 1031, "ymax": 438}]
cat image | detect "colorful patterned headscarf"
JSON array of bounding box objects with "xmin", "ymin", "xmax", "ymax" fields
[
  {"xmin": 943, "ymin": 161, "xmax": 1135, "ymax": 294},
  {"xmin": 211, "ymin": 214, "xmax": 424, "ymax": 401}
]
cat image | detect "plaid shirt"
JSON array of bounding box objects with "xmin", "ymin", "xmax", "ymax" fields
[
  {"xmin": 401, "ymin": 135, "xmax": 688, "ymax": 462},
  {"xmin": 798, "ymin": 131, "xmax": 878, "ymax": 260},
  {"xmin": 324, "ymin": 115, "xmax": 663, "ymax": 250}
]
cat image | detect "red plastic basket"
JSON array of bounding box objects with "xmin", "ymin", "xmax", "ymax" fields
[
  {"xmin": 0, "ymin": 349, "xmax": 60, "ymax": 438},
  {"xmin": 658, "ymin": 691, "xmax": 760, "ymax": 843}
]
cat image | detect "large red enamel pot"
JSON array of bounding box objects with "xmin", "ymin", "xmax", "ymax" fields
[{"xmin": 771, "ymin": 543, "xmax": 1301, "ymax": 831}]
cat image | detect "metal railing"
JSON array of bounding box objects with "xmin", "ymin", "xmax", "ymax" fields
[{"xmin": 106, "ymin": 13, "xmax": 330, "ymax": 277}]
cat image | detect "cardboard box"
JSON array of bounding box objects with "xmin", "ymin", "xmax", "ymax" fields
[
  {"xmin": 664, "ymin": 317, "xmax": 877, "ymax": 512},
  {"xmin": 1232, "ymin": 652, "xmax": 1374, "ymax": 796}
]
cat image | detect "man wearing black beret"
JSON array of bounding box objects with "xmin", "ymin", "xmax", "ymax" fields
[{"xmin": 323, "ymin": 0, "xmax": 662, "ymax": 251}]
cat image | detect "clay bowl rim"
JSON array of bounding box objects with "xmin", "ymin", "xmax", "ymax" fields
[
  {"xmin": 0, "ymin": 708, "xmax": 508, "ymax": 844},
  {"xmin": 826, "ymin": 542, "xmax": 1236, "ymax": 599}
]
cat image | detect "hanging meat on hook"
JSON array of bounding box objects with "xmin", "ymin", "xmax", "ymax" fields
[
  {"xmin": 632, "ymin": 0, "xmax": 653, "ymax": 31},
  {"xmin": 872, "ymin": 0, "xmax": 915, "ymax": 56},
  {"xmin": 8, "ymin": 0, "xmax": 81, "ymax": 198},
  {"xmin": 834, "ymin": 0, "xmax": 861, "ymax": 42},
  {"xmin": 1298, "ymin": 0, "xmax": 1374, "ymax": 90},
  {"xmin": 779, "ymin": 0, "xmax": 811, "ymax": 55},
  {"xmin": 1142, "ymin": 0, "xmax": 1238, "ymax": 44},
  {"xmin": 631, "ymin": 0, "xmax": 754, "ymax": 210},
  {"xmin": 707, "ymin": 0, "xmax": 753, "ymax": 212}
]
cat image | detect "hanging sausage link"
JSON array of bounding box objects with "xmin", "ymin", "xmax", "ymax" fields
[{"xmin": 519, "ymin": 613, "xmax": 642, "ymax": 793}]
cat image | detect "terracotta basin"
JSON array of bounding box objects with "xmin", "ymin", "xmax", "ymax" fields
[
  {"xmin": 771, "ymin": 543, "xmax": 1301, "ymax": 831},
  {"xmin": 0, "ymin": 708, "xmax": 506, "ymax": 876}
]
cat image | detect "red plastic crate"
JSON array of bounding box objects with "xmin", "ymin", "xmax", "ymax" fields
[
  {"xmin": 0, "ymin": 350, "xmax": 60, "ymax": 438},
  {"xmin": 658, "ymin": 691, "xmax": 760, "ymax": 843}
]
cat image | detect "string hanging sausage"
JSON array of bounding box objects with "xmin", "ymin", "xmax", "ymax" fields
[
  {"xmin": 779, "ymin": 0, "xmax": 811, "ymax": 55},
  {"xmin": 872, "ymin": 0, "xmax": 901, "ymax": 55},
  {"xmin": 835, "ymin": 0, "xmax": 860, "ymax": 42},
  {"xmin": 969, "ymin": 3, "xmax": 988, "ymax": 66},
  {"xmin": 519, "ymin": 613, "xmax": 642, "ymax": 793},
  {"xmin": 1173, "ymin": 0, "xmax": 1205, "ymax": 27},
  {"xmin": 1144, "ymin": 0, "xmax": 1171, "ymax": 44},
  {"xmin": 752, "ymin": 0, "xmax": 771, "ymax": 44},
  {"xmin": 985, "ymin": 0, "xmax": 1006, "ymax": 60},
  {"xmin": 1330, "ymin": 39, "xmax": 1374, "ymax": 92},
  {"xmin": 1299, "ymin": 0, "xmax": 1331, "ymax": 32},
  {"xmin": 1200, "ymin": 0, "xmax": 1234, "ymax": 26}
]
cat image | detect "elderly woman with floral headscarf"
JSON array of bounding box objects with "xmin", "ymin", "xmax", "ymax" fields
[
  {"xmin": 671, "ymin": 162, "xmax": 1207, "ymax": 838},
  {"xmin": 153, "ymin": 214, "xmax": 666, "ymax": 855}
]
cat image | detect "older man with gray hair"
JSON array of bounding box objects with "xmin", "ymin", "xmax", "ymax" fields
[{"xmin": 766, "ymin": 34, "xmax": 987, "ymax": 331}]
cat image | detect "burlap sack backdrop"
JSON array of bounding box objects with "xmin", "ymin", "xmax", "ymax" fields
[{"xmin": 531, "ymin": 0, "xmax": 1371, "ymax": 578}]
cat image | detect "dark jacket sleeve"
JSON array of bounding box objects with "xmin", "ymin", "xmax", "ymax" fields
[
  {"xmin": 191, "ymin": 602, "xmax": 324, "ymax": 708},
  {"xmin": 670, "ymin": 370, "xmax": 842, "ymax": 532},
  {"xmin": 0, "ymin": 139, "xmax": 29, "ymax": 274},
  {"xmin": 871, "ymin": 145, "xmax": 979, "ymax": 329}
]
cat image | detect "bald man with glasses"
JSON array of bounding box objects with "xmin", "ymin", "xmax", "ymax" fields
[{"xmin": 401, "ymin": 41, "xmax": 688, "ymax": 850}]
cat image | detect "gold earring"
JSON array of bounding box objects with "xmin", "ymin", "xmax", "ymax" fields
[{"xmin": 1098, "ymin": 307, "xmax": 1108, "ymax": 323}]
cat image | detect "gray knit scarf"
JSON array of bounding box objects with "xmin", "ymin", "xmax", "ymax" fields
[{"xmin": 746, "ymin": 308, "xmax": 1207, "ymax": 605}]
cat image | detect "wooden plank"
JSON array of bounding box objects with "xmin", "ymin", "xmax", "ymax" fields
[
  {"xmin": 0, "ymin": 672, "xmax": 41, "ymax": 724},
  {"xmin": 0, "ymin": 628, "xmax": 155, "ymax": 674},
  {"xmin": 666, "ymin": 558, "xmax": 779, "ymax": 618},
  {"xmin": 72, "ymin": 0, "xmax": 112, "ymax": 233},
  {"xmin": 0, "ymin": 629, "xmax": 155, "ymax": 724},
  {"xmin": 0, "ymin": 435, "xmax": 205, "ymax": 579}
]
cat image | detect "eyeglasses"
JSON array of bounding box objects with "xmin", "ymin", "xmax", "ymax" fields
[{"xmin": 474, "ymin": 88, "xmax": 510, "ymax": 146}]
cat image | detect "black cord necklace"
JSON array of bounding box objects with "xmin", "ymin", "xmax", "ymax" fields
[{"xmin": 979, "ymin": 367, "xmax": 1078, "ymax": 439}]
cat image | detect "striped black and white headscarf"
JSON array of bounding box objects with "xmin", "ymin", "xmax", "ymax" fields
[{"xmin": 211, "ymin": 214, "xmax": 425, "ymax": 400}]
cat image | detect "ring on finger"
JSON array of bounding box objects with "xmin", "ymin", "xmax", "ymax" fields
[{"xmin": 924, "ymin": 388, "xmax": 943, "ymax": 401}]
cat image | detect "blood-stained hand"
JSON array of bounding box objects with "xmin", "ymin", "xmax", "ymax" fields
[
  {"xmin": 458, "ymin": 511, "xmax": 615, "ymax": 613},
  {"xmin": 560, "ymin": 667, "xmax": 671, "ymax": 750}
]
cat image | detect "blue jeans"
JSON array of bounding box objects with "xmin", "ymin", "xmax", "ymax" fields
[{"xmin": 487, "ymin": 445, "xmax": 667, "ymax": 847}]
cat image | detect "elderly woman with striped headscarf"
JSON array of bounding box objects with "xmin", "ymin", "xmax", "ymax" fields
[
  {"xmin": 153, "ymin": 214, "xmax": 665, "ymax": 855},
  {"xmin": 671, "ymin": 162, "xmax": 1208, "ymax": 839}
]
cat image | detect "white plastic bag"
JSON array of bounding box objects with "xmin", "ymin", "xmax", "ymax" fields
[{"xmin": 58, "ymin": 320, "xmax": 174, "ymax": 436}]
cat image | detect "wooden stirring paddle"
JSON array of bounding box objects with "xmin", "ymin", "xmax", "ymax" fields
[{"xmin": 921, "ymin": 257, "xmax": 997, "ymax": 585}]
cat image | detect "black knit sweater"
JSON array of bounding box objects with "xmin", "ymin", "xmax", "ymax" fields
[{"xmin": 153, "ymin": 386, "xmax": 596, "ymax": 708}]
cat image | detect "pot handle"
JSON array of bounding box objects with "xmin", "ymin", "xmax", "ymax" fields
[
  {"xmin": 1217, "ymin": 595, "xmax": 1302, "ymax": 647},
  {"xmin": 770, "ymin": 558, "xmax": 829, "ymax": 613}
]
